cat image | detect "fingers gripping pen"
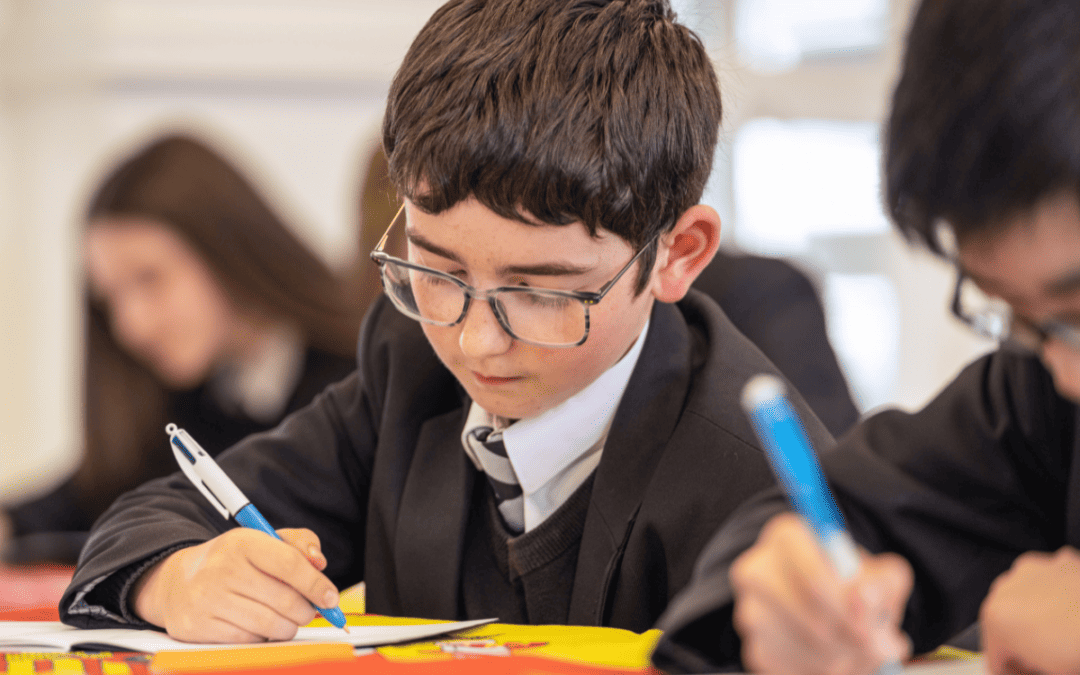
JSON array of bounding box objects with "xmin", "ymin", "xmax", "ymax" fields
[
  {"xmin": 166, "ymin": 423, "xmax": 349, "ymax": 632},
  {"xmin": 740, "ymin": 375, "xmax": 902, "ymax": 675}
]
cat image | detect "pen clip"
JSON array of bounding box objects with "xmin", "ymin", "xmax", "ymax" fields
[{"xmin": 167, "ymin": 424, "xmax": 232, "ymax": 520}]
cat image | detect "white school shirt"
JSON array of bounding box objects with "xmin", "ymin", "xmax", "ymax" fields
[{"xmin": 460, "ymin": 319, "xmax": 649, "ymax": 532}]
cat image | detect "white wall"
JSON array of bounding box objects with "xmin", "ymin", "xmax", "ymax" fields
[{"xmin": 0, "ymin": 0, "xmax": 443, "ymax": 504}]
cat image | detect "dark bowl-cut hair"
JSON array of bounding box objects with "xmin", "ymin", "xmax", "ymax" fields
[
  {"xmin": 382, "ymin": 0, "xmax": 722, "ymax": 292},
  {"xmin": 885, "ymin": 0, "xmax": 1080, "ymax": 255}
]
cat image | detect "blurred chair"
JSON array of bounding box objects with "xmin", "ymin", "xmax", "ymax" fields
[{"xmin": 693, "ymin": 250, "xmax": 860, "ymax": 437}]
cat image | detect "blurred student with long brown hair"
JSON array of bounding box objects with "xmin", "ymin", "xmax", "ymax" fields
[{"xmin": 2, "ymin": 133, "xmax": 362, "ymax": 565}]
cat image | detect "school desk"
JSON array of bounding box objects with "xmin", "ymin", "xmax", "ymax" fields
[
  {"xmin": 0, "ymin": 564, "xmax": 72, "ymax": 621},
  {"xmin": 0, "ymin": 574, "xmax": 665, "ymax": 674}
]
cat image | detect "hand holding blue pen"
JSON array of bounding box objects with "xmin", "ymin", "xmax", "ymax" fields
[
  {"xmin": 739, "ymin": 375, "xmax": 907, "ymax": 675},
  {"xmin": 166, "ymin": 423, "xmax": 349, "ymax": 633}
]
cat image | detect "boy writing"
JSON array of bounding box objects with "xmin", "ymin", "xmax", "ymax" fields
[
  {"xmin": 653, "ymin": 0, "xmax": 1080, "ymax": 673},
  {"xmin": 59, "ymin": 0, "xmax": 830, "ymax": 643}
]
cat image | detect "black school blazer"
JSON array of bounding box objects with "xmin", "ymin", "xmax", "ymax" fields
[{"xmin": 61, "ymin": 291, "xmax": 832, "ymax": 632}]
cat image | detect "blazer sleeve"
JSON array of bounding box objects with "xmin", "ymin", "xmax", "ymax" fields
[{"xmin": 653, "ymin": 349, "xmax": 1074, "ymax": 672}]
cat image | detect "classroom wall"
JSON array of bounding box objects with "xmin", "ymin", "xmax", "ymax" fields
[{"xmin": 0, "ymin": 0, "xmax": 994, "ymax": 505}]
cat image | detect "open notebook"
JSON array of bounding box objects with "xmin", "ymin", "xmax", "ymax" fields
[{"xmin": 0, "ymin": 618, "xmax": 494, "ymax": 653}]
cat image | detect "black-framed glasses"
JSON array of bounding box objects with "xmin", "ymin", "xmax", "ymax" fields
[
  {"xmin": 370, "ymin": 204, "xmax": 658, "ymax": 347},
  {"xmin": 950, "ymin": 270, "xmax": 1080, "ymax": 353}
]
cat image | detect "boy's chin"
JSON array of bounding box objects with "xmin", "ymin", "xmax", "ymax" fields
[{"xmin": 466, "ymin": 384, "xmax": 567, "ymax": 421}]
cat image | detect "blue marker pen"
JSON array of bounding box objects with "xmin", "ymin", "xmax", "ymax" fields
[
  {"xmin": 740, "ymin": 375, "xmax": 860, "ymax": 577},
  {"xmin": 740, "ymin": 375, "xmax": 901, "ymax": 675},
  {"xmin": 166, "ymin": 423, "xmax": 349, "ymax": 632}
]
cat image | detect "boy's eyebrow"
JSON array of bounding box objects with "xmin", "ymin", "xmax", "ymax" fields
[
  {"xmin": 1044, "ymin": 266, "xmax": 1080, "ymax": 297},
  {"xmin": 406, "ymin": 229, "xmax": 463, "ymax": 264},
  {"xmin": 406, "ymin": 229, "xmax": 594, "ymax": 277},
  {"xmin": 496, "ymin": 261, "xmax": 594, "ymax": 277},
  {"xmin": 963, "ymin": 264, "xmax": 1080, "ymax": 299}
]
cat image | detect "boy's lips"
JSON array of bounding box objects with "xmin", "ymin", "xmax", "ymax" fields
[{"xmin": 472, "ymin": 371, "xmax": 523, "ymax": 386}]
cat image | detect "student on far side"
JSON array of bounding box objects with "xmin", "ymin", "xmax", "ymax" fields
[{"xmin": 652, "ymin": 1, "xmax": 1080, "ymax": 673}]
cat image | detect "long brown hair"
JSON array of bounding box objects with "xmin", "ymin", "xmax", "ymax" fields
[{"xmin": 76, "ymin": 133, "xmax": 363, "ymax": 506}]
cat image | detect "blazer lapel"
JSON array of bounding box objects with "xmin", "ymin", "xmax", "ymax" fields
[
  {"xmin": 395, "ymin": 406, "xmax": 475, "ymax": 620},
  {"xmin": 569, "ymin": 302, "xmax": 694, "ymax": 624},
  {"xmin": 1066, "ymin": 414, "xmax": 1080, "ymax": 547}
]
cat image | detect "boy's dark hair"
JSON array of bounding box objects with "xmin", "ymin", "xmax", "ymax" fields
[
  {"xmin": 383, "ymin": 0, "xmax": 722, "ymax": 292},
  {"xmin": 885, "ymin": 0, "xmax": 1080, "ymax": 255}
]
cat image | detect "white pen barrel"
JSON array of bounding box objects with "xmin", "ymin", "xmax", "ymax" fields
[
  {"xmin": 194, "ymin": 455, "xmax": 251, "ymax": 516},
  {"xmin": 171, "ymin": 427, "xmax": 250, "ymax": 515}
]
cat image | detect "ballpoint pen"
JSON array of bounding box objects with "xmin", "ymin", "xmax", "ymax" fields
[
  {"xmin": 740, "ymin": 375, "xmax": 902, "ymax": 675},
  {"xmin": 166, "ymin": 423, "xmax": 349, "ymax": 632}
]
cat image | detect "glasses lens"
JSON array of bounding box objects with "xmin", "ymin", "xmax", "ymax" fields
[
  {"xmin": 1042, "ymin": 319, "xmax": 1080, "ymax": 354},
  {"xmin": 381, "ymin": 261, "xmax": 467, "ymax": 325},
  {"xmin": 954, "ymin": 277, "xmax": 1045, "ymax": 352},
  {"xmin": 1004, "ymin": 319, "xmax": 1045, "ymax": 353},
  {"xmin": 496, "ymin": 289, "xmax": 588, "ymax": 347},
  {"xmin": 955, "ymin": 277, "xmax": 1013, "ymax": 341}
]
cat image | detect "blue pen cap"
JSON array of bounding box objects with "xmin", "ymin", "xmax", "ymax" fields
[{"xmin": 741, "ymin": 375, "xmax": 846, "ymax": 539}]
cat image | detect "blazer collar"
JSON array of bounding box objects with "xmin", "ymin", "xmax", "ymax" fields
[
  {"xmin": 394, "ymin": 403, "xmax": 475, "ymax": 620},
  {"xmin": 569, "ymin": 300, "xmax": 695, "ymax": 624},
  {"xmin": 1067, "ymin": 412, "xmax": 1080, "ymax": 546}
]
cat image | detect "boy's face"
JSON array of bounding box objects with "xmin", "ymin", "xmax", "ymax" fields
[
  {"xmin": 957, "ymin": 190, "xmax": 1080, "ymax": 401},
  {"xmin": 403, "ymin": 198, "xmax": 657, "ymax": 420}
]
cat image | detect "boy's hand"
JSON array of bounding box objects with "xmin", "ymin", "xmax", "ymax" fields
[
  {"xmin": 981, "ymin": 546, "xmax": 1080, "ymax": 675},
  {"xmin": 729, "ymin": 513, "xmax": 913, "ymax": 675},
  {"xmin": 132, "ymin": 528, "xmax": 339, "ymax": 643}
]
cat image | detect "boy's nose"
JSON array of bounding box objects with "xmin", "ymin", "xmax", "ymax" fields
[{"xmin": 458, "ymin": 299, "xmax": 514, "ymax": 357}]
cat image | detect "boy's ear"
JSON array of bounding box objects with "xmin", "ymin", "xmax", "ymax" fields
[{"xmin": 650, "ymin": 204, "xmax": 721, "ymax": 303}]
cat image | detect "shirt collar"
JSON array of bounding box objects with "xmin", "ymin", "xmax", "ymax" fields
[
  {"xmin": 208, "ymin": 322, "xmax": 305, "ymax": 423},
  {"xmin": 461, "ymin": 318, "xmax": 650, "ymax": 495}
]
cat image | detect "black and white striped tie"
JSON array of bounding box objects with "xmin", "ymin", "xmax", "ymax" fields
[{"xmin": 468, "ymin": 426, "xmax": 525, "ymax": 533}]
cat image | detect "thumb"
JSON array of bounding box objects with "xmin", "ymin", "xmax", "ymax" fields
[
  {"xmin": 875, "ymin": 552, "xmax": 914, "ymax": 626},
  {"xmin": 277, "ymin": 528, "xmax": 327, "ymax": 571},
  {"xmin": 858, "ymin": 553, "xmax": 914, "ymax": 664}
]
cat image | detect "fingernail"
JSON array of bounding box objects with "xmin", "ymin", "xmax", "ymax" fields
[{"xmin": 323, "ymin": 589, "xmax": 339, "ymax": 607}]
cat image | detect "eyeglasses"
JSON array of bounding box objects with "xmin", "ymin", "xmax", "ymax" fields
[
  {"xmin": 370, "ymin": 204, "xmax": 659, "ymax": 347},
  {"xmin": 950, "ymin": 271, "xmax": 1080, "ymax": 353}
]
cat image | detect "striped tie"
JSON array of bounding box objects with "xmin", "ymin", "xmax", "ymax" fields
[{"xmin": 467, "ymin": 426, "xmax": 525, "ymax": 533}]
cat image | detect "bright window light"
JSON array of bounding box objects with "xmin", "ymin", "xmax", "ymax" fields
[
  {"xmin": 732, "ymin": 118, "xmax": 889, "ymax": 255},
  {"xmin": 735, "ymin": 0, "xmax": 888, "ymax": 72},
  {"xmin": 823, "ymin": 273, "xmax": 900, "ymax": 412}
]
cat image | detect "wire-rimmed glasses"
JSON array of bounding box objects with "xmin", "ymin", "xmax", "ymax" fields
[
  {"xmin": 370, "ymin": 204, "xmax": 658, "ymax": 347},
  {"xmin": 950, "ymin": 271, "xmax": 1080, "ymax": 353}
]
